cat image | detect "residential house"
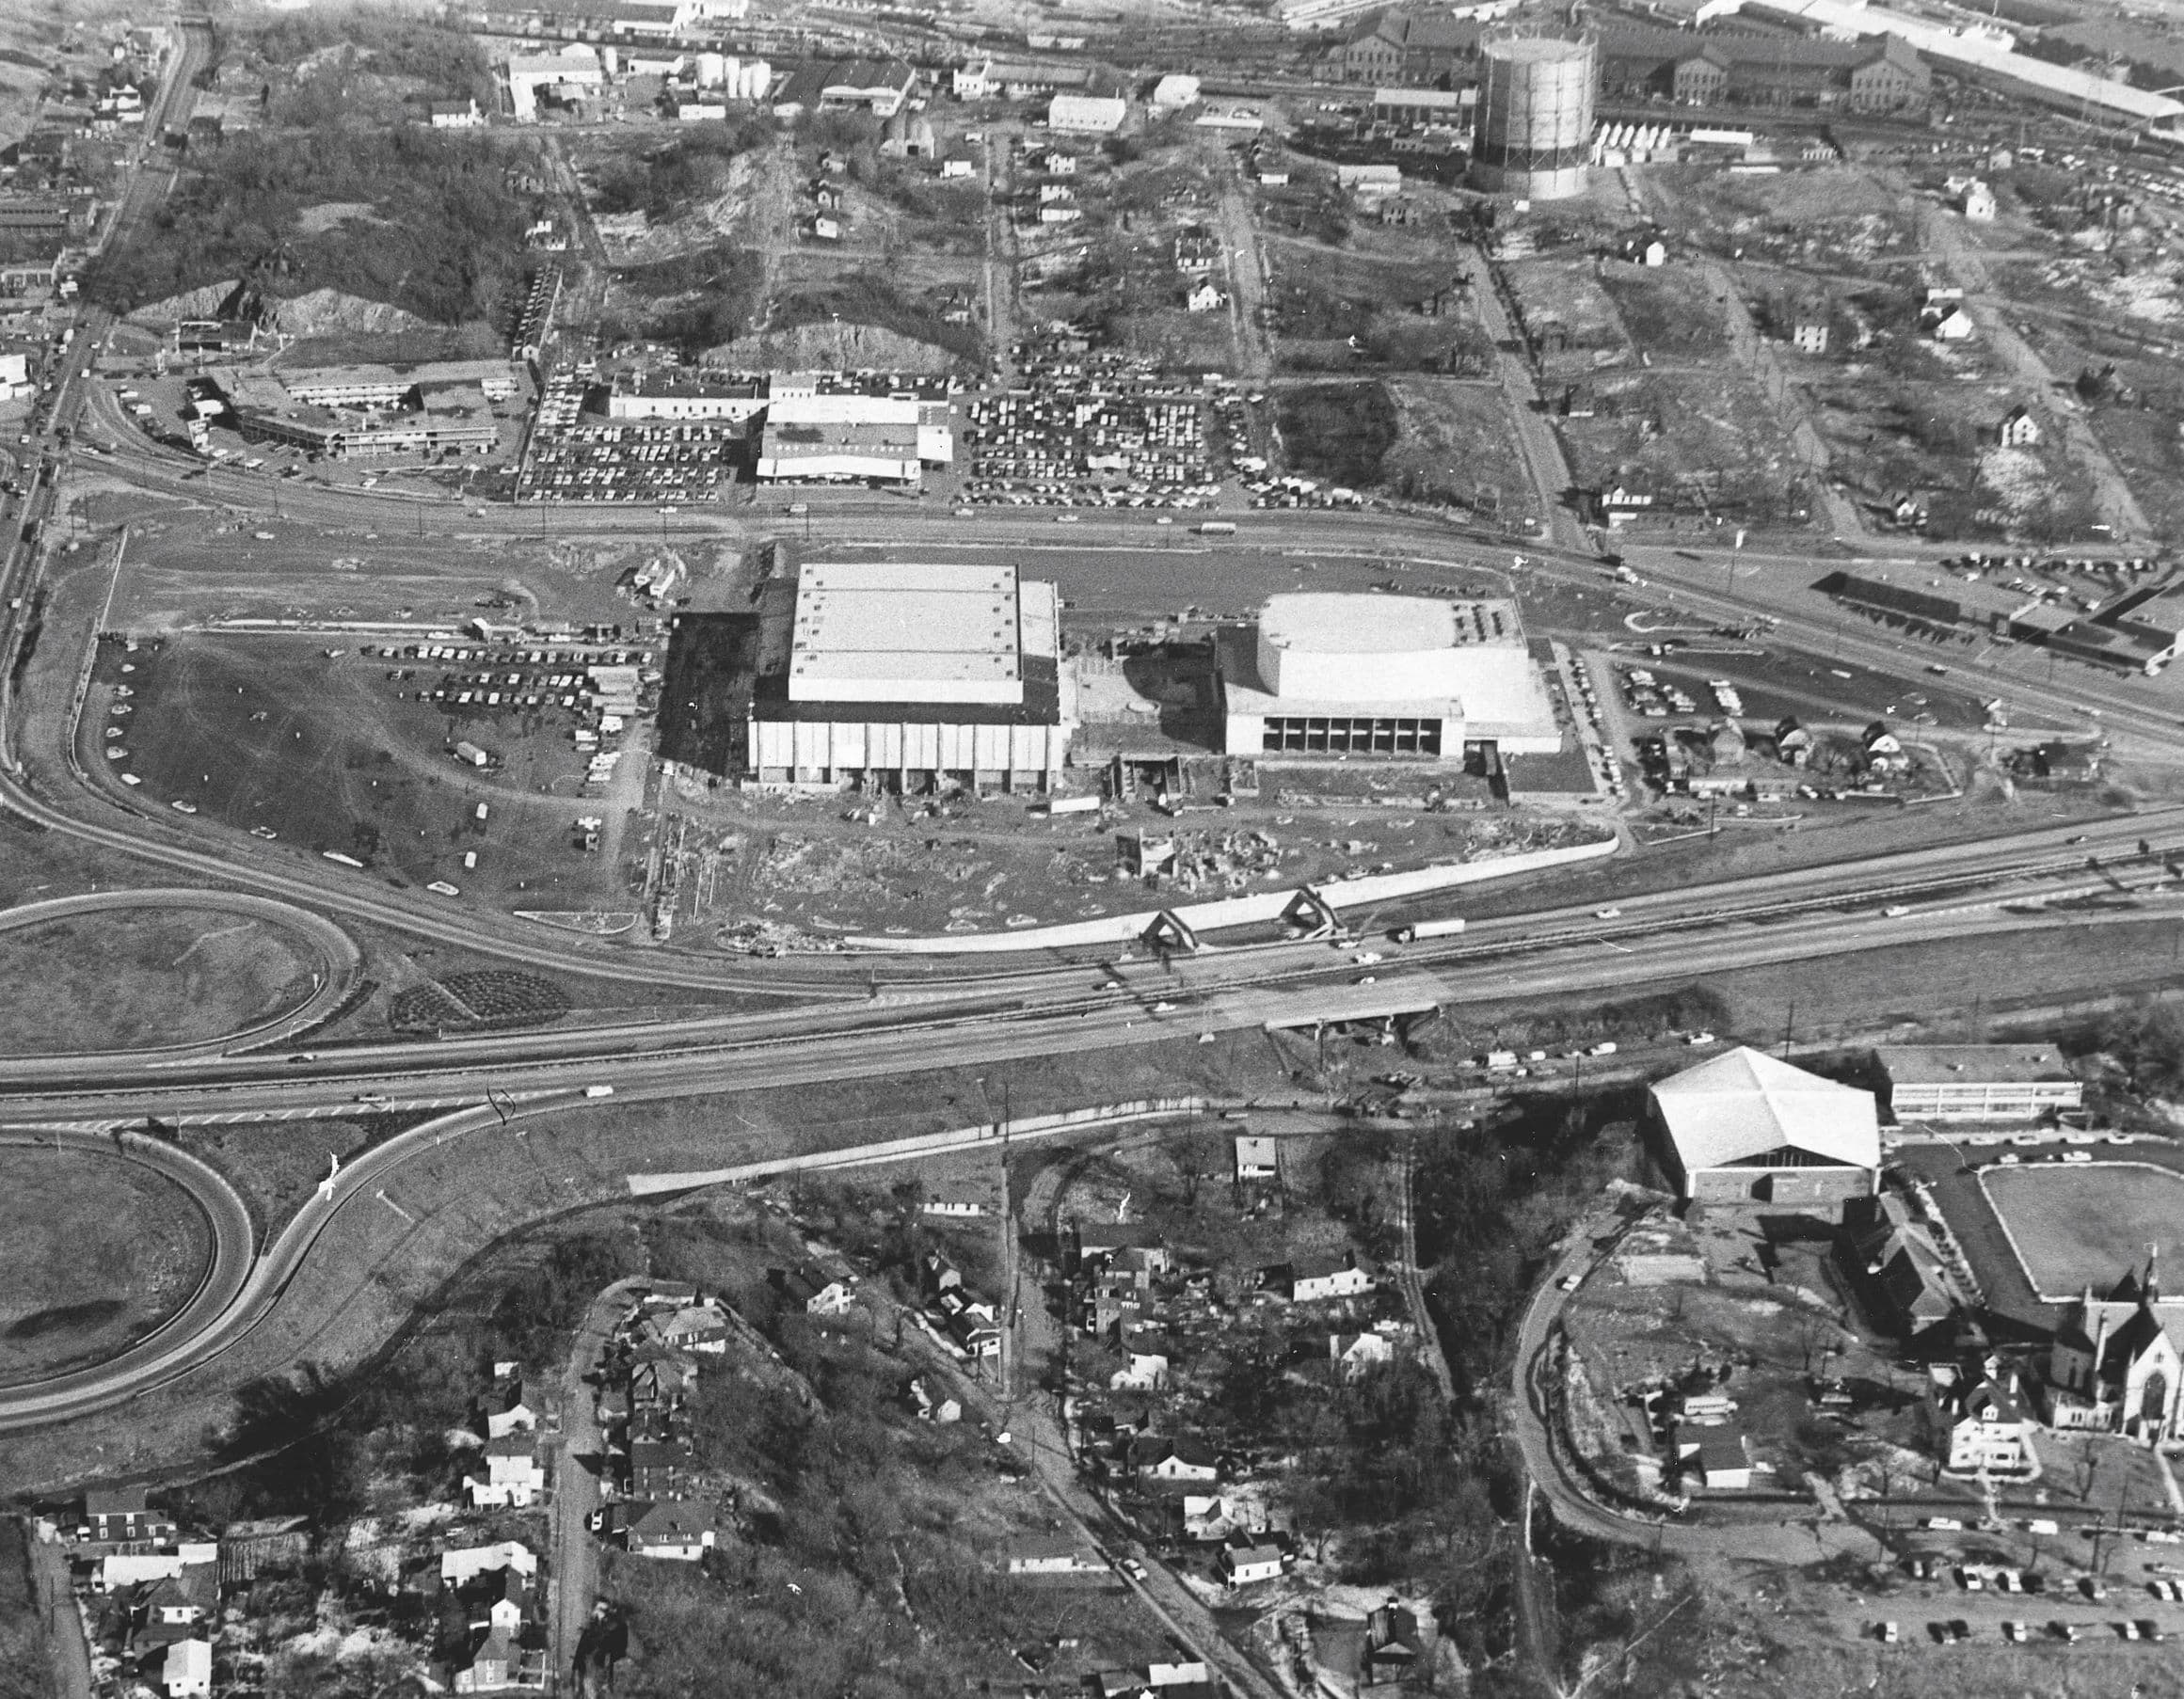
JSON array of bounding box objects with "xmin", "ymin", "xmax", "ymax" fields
[
  {"xmin": 485, "ymin": 1383, "xmax": 541, "ymax": 1440},
  {"xmin": 1792, "ymin": 320, "xmax": 1829, "ymax": 355},
  {"xmin": 1234, "ymin": 1135, "xmax": 1279, "ymax": 1181},
  {"xmin": 1774, "ymin": 715, "xmax": 1810, "ymax": 766},
  {"xmin": 1927, "ymin": 303, "xmax": 1974, "ymax": 341},
  {"xmin": 1330, "ymin": 1331, "xmax": 1393, "ymax": 1380},
  {"xmin": 465, "ymin": 1435, "xmax": 547, "ymax": 1509},
  {"xmin": 84, "ymin": 1486, "xmax": 172, "ymax": 1545},
  {"xmin": 1220, "ymin": 1532, "xmax": 1286, "ymax": 1585},
  {"xmin": 1110, "ymin": 1327, "xmax": 1172, "ymax": 1391},
  {"xmin": 1932, "ymin": 1354, "xmax": 2041, "ymax": 1478},
  {"xmin": 1185, "ymin": 282, "xmax": 1222, "ymax": 313},
  {"xmin": 441, "ymin": 1544, "xmax": 537, "ymax": 1588},
  {"xmin": 1682, "ymin": 1431, "xmax": 1753, "ymax": 1490},
  {"xmin": 152, "ymin": 1639, "xmax": 213, "ymax": 1699},
  {"xmin": 454, "ymin": 1626, "xmax": 518, "ymax": 1693},
  {"xmin": 658, "ymin": 1302, "xmax": 731, "ymax": 1355},
  {"xmin": 1862, "ymin": 722, "xmax": 1909, "ymax": 773},
  {"xmin": 906, "ymin": 1375, "xmax": 963, "ymax": 1423},
  {"xmin": 627, "ymin": 1499, "xmax": 725, "ymax": 1560},
  {"xmin": 1961, "ymin": 179, "xmax": 1996, "ymax": 220},
  {"xmin": 1277, "ymin": 1253, "xmax": 1375, "ymax": 1303},
  {"xmin": 1130, "ymin": 1435, "xmax": 1220, "ymax": 1484},
  {"xmin": 1005, "ymin": 1534, "xmax": 1109, "ymax": 1577},
  {"xmin": 431, "ymin": 98, "xmax": 485, "ymax": 128},
  {"xmin": 1996, "ymin": 404, "xmax": 2041, "ymax": 448},
  {"xmin": 937, "ymin": 1286, "xmax": 1002, "ymax": 1358},
  {"xmin": 776, "ymin": 1263, "xmax": 854, "ymax": 1315},
  {"xmin": 629, "ymin": 1437, "xmax": 692, "ymax": 1501},
  {"xmin": 630, "ymin": 1353, "xmax": 697, "ymax": 1409}
]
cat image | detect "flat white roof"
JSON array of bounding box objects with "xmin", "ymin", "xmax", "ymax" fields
[
  {"xmin": 1261, "ymin": 593, "xmax": 1459, "ymax": 657},
  {"xmin": 790, "ymin": 562, "xmax": 1027, "ymax": 705},
  {"xmin": 767, "ymin": 393, "xmax": 923, "ymax": 426}
]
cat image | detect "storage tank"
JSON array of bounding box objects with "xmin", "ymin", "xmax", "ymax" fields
[
  {"xmin": 695, "ymin": 51, "xmax": 726, "ymax": 87},
  {"xmin": 1470, "ymin": 33, "xmax": 1597, "ymax": 201}
]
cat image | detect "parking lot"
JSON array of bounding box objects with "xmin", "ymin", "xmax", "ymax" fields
[{"xmin": 515, "ymin": 374, "xmax": 741, "ymax": 504}]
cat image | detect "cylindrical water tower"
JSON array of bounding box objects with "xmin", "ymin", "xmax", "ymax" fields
[{"xmin": 1470, "ymin": 33, "xmax": 1597, "ymax": 201}]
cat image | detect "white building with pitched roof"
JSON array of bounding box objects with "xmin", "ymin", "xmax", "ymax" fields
[{"xmin": 1648, "ymin": 1047, "xmax": 1879, "ymax": 1205}]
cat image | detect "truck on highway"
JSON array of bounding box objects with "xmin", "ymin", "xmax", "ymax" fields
[
  {"xmin": 1394, "ymin": 916, "xmax": 1465, "ymax": 943},
  {"xmin": 583, "ymin": 1085, "xmax": 615, "ymax": 1099},
  {"xmin": 1197, "ymin": 520, "xmax": 1236, "ymax": 535}
]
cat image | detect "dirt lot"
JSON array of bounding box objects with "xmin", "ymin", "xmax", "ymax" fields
[
  {"xmin": 1647, "ymin": 165, "xmax": 1917, "ymax": 277},
  {"xmin": 1500, "ymin": 257, "xmax": 1632, "ymax": 372},
  {"xmin": 0, "ymin": 1148, "xmax": 212, "ymax": 1385},
  {"xmin": 0, "ymin": 904, "xmax": 319, "ymax": 1055},
  {"xmin": 1977, "ymin": 1162, "xmax": 2184, "ymax": 1299}
]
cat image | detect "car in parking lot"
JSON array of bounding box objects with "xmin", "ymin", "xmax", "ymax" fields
[
  {"xmin": 2081, "ymin": 1578, "xmax": 2108, "ymax": 1601},
  {"xmin": 2049, "ymin": 1621, "xmax": 2079, "ymax": 1643},
  {"xmin": 2001, "ymin": 1620, "xmax": 2027, "ymax": 1643},
  {"xmin": 1874, "ymin": 1621, "xmax": 1897, "ymax": 1643}
]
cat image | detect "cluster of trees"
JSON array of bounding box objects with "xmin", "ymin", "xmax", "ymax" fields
[
  {"xmin": 775, "ymin": 269, "xmax": 986, "ymax": 365},
  {"xmin": 1275, "ymin": 382, "xmax": 1399, "ymax": 486},
  {"xmin": 591, "ymin": 122, "xmax": 773, "ymax": 222},
  {"xmin": 606, "ymin": 242, "xmax": 767, "ymax": 355},
  {"xmin": 2087, "ymin": 997, "xmax": 2184, "ymax": 1099},
  {"xmin": 87, "ymin": 126, "xmax": 533, "ymax": 324},
  {"xmin": 0, "ymin": 1520, "xmax": 52, "ymax": 1699},
  {"xmin": 213, "ymin": 10, "xmax": 491, "ymax": 110}
]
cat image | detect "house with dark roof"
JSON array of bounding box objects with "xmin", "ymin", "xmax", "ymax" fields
[
  {"xmin": 1933, "ymin": 1353, "xmax": 2040, "ymax": 1478},
  {"xmin": 626, "ymin": 1499, "xmax": 725, "ymax": 1560},
  {"xmin": 1129, "ymin": 1434, "xmax": 1220, "ymax": 1484}
]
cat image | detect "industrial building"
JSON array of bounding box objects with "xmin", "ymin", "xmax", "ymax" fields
[
  {"xmin": 1215, "ymin": 593, "xmax": 1560, "ymax": 760},
  {"xmin": 605, "ymin": 373, "xmax": 768, "ymax": 423},
  {"xmin": 753, "ymin": 393, "xmax": 952, "ymax": 485},
  {"xmin": 1470, "ymin": 34, "xmax": 1596, "ymax": 200},
  {"xmin": 771, "ymin": 58, "xmax": 917, "ymax": 119},
  {"xmin": 1825, "ymin": 568, "xmax": 2184, "ymax": 675},
  {"xmin": 1873, "ymin": 1044, "xmax": 2081, "ymax": 1122},
  {"xmin": 1649, "ymin": 1047, "xmax": 1881, "ymax": 1205},
  {"xmin": 1318, "ymin": 8, "xmax": 1484, "ymax": 84},
  {"xmin": 231, "ymin": 381, "xmax": 502, "ymax": 459},
  {"xmin": 742, "ymin": 562, "xmax": 1073, "ymax": 793},
  {"xmin": 502, "ymin": 48, "xmax": 607, "ymax": 119},
  {"xmin": 1597, "ymin": 24, "xmax": 1929, "ymax": 113},
  {"xmin": 1048, "ymin": 93, "xmax": 1129, "ymax": 134},
  {"xmin": 1721, "ymin": 0, "xmax": 2184, "ymax": 130},
  {"xmin": 277, "ymin": 361, "xmax": 523, "ymax": 409}
]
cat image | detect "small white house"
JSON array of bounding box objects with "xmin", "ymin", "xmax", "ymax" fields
[
  {"xmin": 1996, "ymin": 404, "xmax": 2040, "ymax": 447},
  {"xmin": 1928, "ymin": 303, "xmax": 1974, "ymax": 342},
  {"xmin": 1220, "ymin": 1540, "xmax": 1286, "ymax": 1585},
  {"xmin": 1186, "ymin": 281, "xmax": 1223, "ymax": 313},
  {"xmin": 157, "ymin": 1639, "xmax": 214, "ymax": 1699}
]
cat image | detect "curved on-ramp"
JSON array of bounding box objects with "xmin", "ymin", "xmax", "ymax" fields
[
  {"xmin": 0, "ymin": 888, "xmax": 362, "ymax": 1071},
  {"xmin": 0, "ymin": 1127, "xmax": 253, "ymax": 1421}
]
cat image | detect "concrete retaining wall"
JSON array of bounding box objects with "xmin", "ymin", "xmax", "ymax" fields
[{"xmin": 845, "ymin": 835, "xmax": 1618, "ymax": 954}]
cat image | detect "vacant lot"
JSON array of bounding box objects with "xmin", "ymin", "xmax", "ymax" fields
[
  {"xmin": 1380, "ymin": 378, "xmax": 1538, "ymax": 521},
  {"xmin": 1555, "ymin": 367, "xmax": 1808, "ymax": 522},
  {"xmin": 0, "ymin": 906, "xmax": 318, "ymax": 1055},
  {"xmin": 1596, "ymin": 263, "xmax": 1729, "ymax": 360},
  {"xmin": 1500, "ymin": 258, "xmax": 1631, "ymax": 372},
  {"xmin": 1978, "ymin": 1163, "xmax": 2184, "ymax": 1299},
  {"xmin": 0, "ymin": 1148, "xmax": 211, "ymax": 1385}
]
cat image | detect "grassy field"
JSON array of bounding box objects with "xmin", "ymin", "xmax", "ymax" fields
[
  {"xmin": 1595, "ymin": 263, "xmax": 1729, "ymax": 360},
  {"xmin": 0, "ymin": 1149, "xmax": 211, "ymax": 1386},
  {"xmin": 1554, "ymin": 367, "xmax": 1809, "ymax": 523},
  {"xmin": 1978, "ymin": 1163, "xmax": 2184, "ymax": 1298},
  {"xmin": 0, "ymin": 906, "xmax": 319, "ymax": 1056}
]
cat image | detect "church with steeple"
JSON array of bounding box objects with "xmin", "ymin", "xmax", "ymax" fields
[{"xmin": 2041, "ymin": 1250, "xmax": 2183, "ymax": 1445}]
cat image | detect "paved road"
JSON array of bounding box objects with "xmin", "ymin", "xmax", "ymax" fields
[
  {"xmin": 0, "ymin": 1126, "xmax": 252, "ymax": 1412},
  {"xmin": 0, "ymin": 887, "xmax": 362, "ymax": 1068}
]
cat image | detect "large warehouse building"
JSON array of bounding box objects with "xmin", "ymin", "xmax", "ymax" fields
[
  {"xmin": 1216, "ymin": 593, "xmax": 1560, "ymax": 760},
  {"xmin": 1650, "ymin": 1047, "xmax": 1881, "ymax": 1205},
  {"xmin": 744, "ymin": 562, "xmax": 1073, "ymax": 792}
]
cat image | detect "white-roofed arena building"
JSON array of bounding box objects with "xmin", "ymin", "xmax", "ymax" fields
[
  {"xmin": 1216, "ymin": 593, "xmax": 1561, "ymax": 762},
  {"xmin": 1649, "ymin": 1047, "xmax": 1881, "ymax": 1206}
]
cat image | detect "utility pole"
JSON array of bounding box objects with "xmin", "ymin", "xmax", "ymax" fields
[{"xmin": 1781, "ymin": 998, "xmax": 1795, "ymax": 1060}]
